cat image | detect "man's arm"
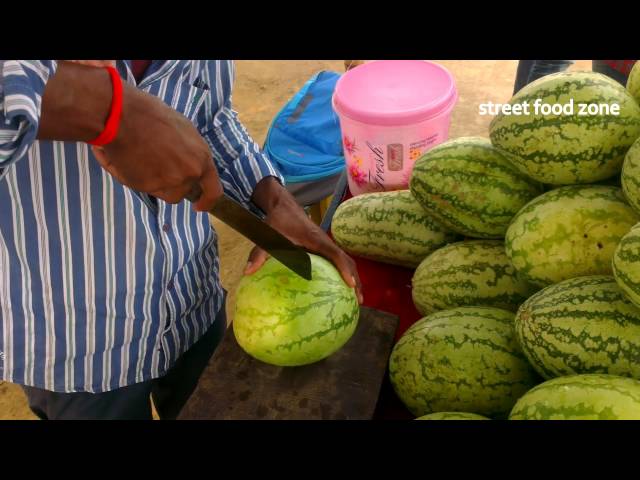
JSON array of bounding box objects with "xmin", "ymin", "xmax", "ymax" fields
[
  {"xmin": 38, "ymin": 62, "xmax": 113, "ymax": 141},
  {"xmin": 1, "ymin": 61, "xmax": 59, "ymax": 169},
  {"xmin": 202, "ymin": 104, "xmax": 284, "ymax": 210},
  {"xmin": 250, "ymin": 176, "xmax": 363, "ymax": 303},
  {"xmin": 1, "ymin": 60, "xmax": 223, "ymax": 210}
]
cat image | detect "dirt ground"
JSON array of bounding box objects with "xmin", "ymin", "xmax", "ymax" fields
[{"xmin": 0, "ymin": 60, "xmax": 592, "ymax": 420}]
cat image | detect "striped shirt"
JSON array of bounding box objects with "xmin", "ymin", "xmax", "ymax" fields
[{"xmin": 0, "ymin": 60, "xmax": 283, "ymax": 393}]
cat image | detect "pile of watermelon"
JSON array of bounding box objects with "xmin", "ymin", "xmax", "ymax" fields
[{"xmin": 332, "ymin": 69, "xmax": 640, "ymax": 420}]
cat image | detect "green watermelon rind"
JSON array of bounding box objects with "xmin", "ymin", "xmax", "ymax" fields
[
  {"xmin": 233, "ymin": 254, "xmax": 359, "ymax": 367},
  {"xmin": 409, "ymin": 137, "xmax": 543, "ymax": 239},
  {"xmin": 490, "ymin": 71, "xmax": 640, "ymax": 185},
  {"xmin": 330, "ymin": 190, "xmax": 460, "ymax": 268},
  {"xmin": 389, "ymin": 306, "xmax": 539, "ymax": 419},
  {"xmin": 621, "ymin": 137, "xmax": 640, "ymax": 214},
  {"xmin": 627, "ymin": 62, "xmax": 640, "ymax": 105},
  {"xmin": 412, "ymin": 240, "xmax": 537, "ymax": 316},
  {"xmin": 515, "ymin": 275, "xmax": 640, "ymax": 381},
  {"xmin": 612, "ymin": 222, "xmax": 640, "ymax": 308},
  {"xmin": 505, "ymin": 185, "xmax": 640, "ymax": 287},
  {"xmin": 509, "ymin": 374, "xmax": 640, "ymax": 420},
  {"xmin": 415, "ymin": 412, "xmax": 490, "ymax": 420}
]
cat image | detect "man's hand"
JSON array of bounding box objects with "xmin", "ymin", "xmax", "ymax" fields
[
  {"xmin": 92, "ymin": 87, "xmax": 223, "ymax": 211},
  {"xmin": 38, "ymin": 61, "xmax": 223, "ymax": 211},
  {"xmin": 247, "ymin": 177, "xmax": 363, "ymax": 304}
]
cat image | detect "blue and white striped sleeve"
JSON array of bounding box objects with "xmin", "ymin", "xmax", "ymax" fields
[
  {"xmin": 203, "ymin": 103, "xmax": 285, "ymax": 210},
  {"xmin": 0, "ymin": 60, "xmax": 58, "ymax": 168}
]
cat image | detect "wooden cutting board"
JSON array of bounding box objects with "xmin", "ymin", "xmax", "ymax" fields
[{"xmin": 178, "ymin": 306, "xmax": 399, "ymax": 420}]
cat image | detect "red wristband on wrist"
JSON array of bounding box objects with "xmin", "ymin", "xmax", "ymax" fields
[{"xmin": 88, "ymin": 66, "xmax": 123, "ymax": 147}]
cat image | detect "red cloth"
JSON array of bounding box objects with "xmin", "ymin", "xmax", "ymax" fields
[
  {"xmin": 603, "ymin": 60, "xmax": 637, "ymax": 75},
  {"xmin": 336, "ymin": 251, "xmax": 419, "ymax": 420},
  {"xmin": 354, "ymin": 249, "xmax": 420, "ymax": 420},
  {"xmin": 131, "ymin": 60, "xmax": 152, "ymax": 82}
]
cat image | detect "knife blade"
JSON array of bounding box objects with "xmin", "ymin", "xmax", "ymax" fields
[{"xmin": 209, "ymin": 194, "xmax": 312, "ymax": 280}]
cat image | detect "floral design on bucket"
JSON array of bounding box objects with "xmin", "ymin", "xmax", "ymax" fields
[
  {"xmin": 349, "ymin": 155, "xmax": 367, "ymax": 186},
  {"xmin": 343, "ymin": 136, "xmax": 357, "ymax": 155},
  {"xmin": 409, "ymin": 147, "xmax": 423, "ymax": 161}
]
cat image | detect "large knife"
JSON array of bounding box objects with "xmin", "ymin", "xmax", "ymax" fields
[{"xmin": 208, "ymin": 194, "xmax": 312, "ymax": 281}]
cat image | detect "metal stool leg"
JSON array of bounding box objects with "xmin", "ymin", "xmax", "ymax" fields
[{"xmin": 320, "ymin": 170, "xmax": 349, "ymax": 233}]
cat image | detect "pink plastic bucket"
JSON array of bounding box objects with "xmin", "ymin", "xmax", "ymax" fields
[{"xmin": 333, "ymin": 60, "xmax": 458, "ymax": 196}]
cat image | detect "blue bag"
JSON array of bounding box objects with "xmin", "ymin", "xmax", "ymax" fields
[{"xmin": 264, "ymin": 71, "xmax": 345, "ymax": 184}]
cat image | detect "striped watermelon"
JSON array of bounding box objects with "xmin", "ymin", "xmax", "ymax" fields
[
  {"xmin": 621, "ymin": 137, "xmax": 640, "ymax": 213},
  {"xmin": 331, "ymin": 190, "xmax": 459, "ymax": 268},
  {"xmin": 515, "ymin": 275, "xmax": 640, "ymax": 380},
  {"xmin": 412, "ymin": 240, "xmax": 537, "ymax": 315},
  {"xmin": 505, "ymin": 185, "xmax": 639, "ymax": 287},
  {"xmin": 509, "ymin": 374, "xmax": 640, "ymax": 420},
  {"xmin": 628, "ymin": 61, "xmax": 640, "ymax": 104},
  {"xmin": 409, "ymin": 137, "xmax": 543, "ymax": 239},
  {"xmin": 233, "ymin": 254, "xmax": 359, "ymax": 367},
  {"xmin": 490, "ymin": 71, "xmax": 640, "ymax": 185},
  {"xmin": 389, "ymin": 306, "xmax": 539, "ymax": 418},
  {"xmin": 415, "ymin": 412, "xmax": 489, "ymax": 420},
  {"xmin": 612, "ymin": 222, "xmax": 640, "ymax": 308}
]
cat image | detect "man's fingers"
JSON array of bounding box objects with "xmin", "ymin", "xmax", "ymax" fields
[
  {"xmin": 245, "ymin": 246, "xmax": 269, "ymax": 275},
  {"xmin": 330, "ymin": 250, "xmax": 363, "ymax": 304},
  {"xmin": 192, "ymin": 165, "xmax": 223, "ymax": 212},
  {"xmin": 94, "ymin": 143, "xmax": 208, "ymax": 206},
  {"xmin": 92, "ymin": 146, "xmax": 132, "ymax": 187},
  {"xmin": 326, "ymin": 249, "xmax": 355, "ymax": 286}
]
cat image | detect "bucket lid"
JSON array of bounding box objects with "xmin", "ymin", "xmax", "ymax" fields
[{"xmin": 332, "ymin": 60, "xmax": 458, "ymax": 126}]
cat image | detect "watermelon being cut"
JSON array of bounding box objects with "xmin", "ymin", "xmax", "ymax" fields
[
  {"xmin": 389, "ymin": 306, "xmax": 539, "ymax": 419},
  {"xmin": 415, "ymin": 412, "xmax": 489, "ymax": 420},
  {"xmin": 515, "ymin": 275, "xmax": 640, "ymax": 380},
  {"xmin": 505, "ymin": 185, "xmax": 639, "ymax": 287},
  {"xmin": 490, "ymin": 71, "xmax": 640, "ymax": 185},
  {"xmin": 331, "ymin": 190, "xmax": 460, "ymax": 268},
  {"xmin": 412, "ymin": 240, "xmax": 537, "ymax": 315},
  {"xmin": 509, "ymin": 374, "xmax": 640, "ymax": 420},
  {"xmin": 409, "ymin": 137, "xmax": 542, "ymax": 239},
  {"xmin": 233, "ymin": 254, "xmax": 359, "ymax": 366}
]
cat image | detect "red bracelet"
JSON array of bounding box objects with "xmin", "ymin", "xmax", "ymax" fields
[{"xmin": 88, "ymin": 66, "xmax": 123, "ymax": 146}]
